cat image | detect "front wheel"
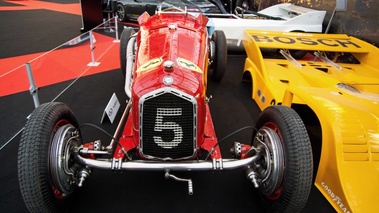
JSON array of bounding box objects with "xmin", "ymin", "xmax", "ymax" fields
[
  {"xmin": 18, "ymin": 102, "xmax": 83, "ymax": 213},
  {"xmin": 250, "ymin": 105, "xmax": 313, "ymax": 212}
]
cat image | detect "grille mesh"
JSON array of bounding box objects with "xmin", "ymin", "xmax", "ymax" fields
[{"xmin": 140, "ymin": 92, "xmax": 196, "ymax": 160}]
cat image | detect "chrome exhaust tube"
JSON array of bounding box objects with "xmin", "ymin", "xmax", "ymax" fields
[
  {"xmin": 124, "ymin": 36, "xmax": 136, "ymax": 98},
  {"xmin": 74, "ymin": 152, "xmax": 260, "ymax": 171}
]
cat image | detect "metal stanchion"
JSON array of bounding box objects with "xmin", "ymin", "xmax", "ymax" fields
[
  {"xmin": 114, "ymin": 16, "xmax": 120, "ymax": 43},
  {"xmin": 87, "ymin": 30, "xmax": 101, "ymax": 67},
  {"xmin": 25, "ymin": 62, "xmax": 40, "ymax": 108}
]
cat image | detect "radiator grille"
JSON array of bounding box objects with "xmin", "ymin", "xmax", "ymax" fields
[{"xmin": 139, "ymin": 89, "xmax": 197, "ymax": 160}]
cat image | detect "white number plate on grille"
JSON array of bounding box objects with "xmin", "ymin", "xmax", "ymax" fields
[{"xmin": 153, "ymin": 108, "xmax": 183, "ymax": 149}]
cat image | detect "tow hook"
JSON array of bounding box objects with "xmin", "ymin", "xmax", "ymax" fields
[
  {"xmin": 165, "ymin": 170, "xmax": 193, "ymax": 195},
  {"xmin": 77, "ymin": 167, "xmax": 91, "ymax": 187},
  {"xmin": 245, "ymin": 167, "xmax": 260, "ymax": 188}
]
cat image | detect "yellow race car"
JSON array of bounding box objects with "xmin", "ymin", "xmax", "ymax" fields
[{"xmin": 242, "ymin": 30, "xmax": 379, "ymax": 213}]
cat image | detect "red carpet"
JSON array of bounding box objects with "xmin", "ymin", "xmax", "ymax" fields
[
  {"xmin": 0, "ymin": 0, "xmax": 81, "ymax": 15},
  {"xmin": 0, "ymin": 0, "xmax": 120, "ymax": 97},
  {"xmin": 0, "ymin": 33, "xmax": 120, "ymax": 97}
]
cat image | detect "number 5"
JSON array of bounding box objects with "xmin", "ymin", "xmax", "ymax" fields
[{"xmin": 153, "ymin": 108, "xmax": 183, "ymax": 149}]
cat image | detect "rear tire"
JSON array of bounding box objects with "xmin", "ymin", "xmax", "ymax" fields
[
  {"xmin": 288, "ymin": 31, "xmax": 307, "ymax": 59},
  {"xmin": 209, "ymin": 30, "xmax": 227, "ymax": 82},
  {"xmin": 289, "ymin": 49, "xmax": 308, "ymax": 59},
  {"xmin": 18, "ymin": 102, "xmax": 80, "ymax": 213},
  {"xmin": 251, "ymin": 105, "xmax": 313, "ymax": 212}
]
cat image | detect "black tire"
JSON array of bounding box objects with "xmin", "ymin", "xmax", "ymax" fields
[
  {"xmin": 117, "ymin": 3, "xmax": 127, "ymax": 22},
  {"xmin": 251, "ymin": 105, "xmax": 313, "ymax": 212},
  {"xmin": 289, "ymin": 49, "xmax": 308, "ymax": 59},
  {"xmin": 288, "ymin": 31, "xmax": 307, "ymax": 59},
  {"xmin": 276, "ymin": 48, "xmax": 307, "ymax": 59},
  {"xmin": 209, "ymin": 30, "xmax": 227, "ymax": 82},
  {"xmin": 120, "ymin": 27, "xmax": 135, "ymax": 77},
  {"xmin": 18, "ymin": 102, "xmax": 80, "ymax": 213}
]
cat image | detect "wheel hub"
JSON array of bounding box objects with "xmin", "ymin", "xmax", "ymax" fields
[
  {"xmin": 50, "ymin": 124, "xmax": 81, "ymax": 196},
  {"xmin": 117, "ymin": 6, "xmax": 125, "ymax": 21},
  {"xmin": 252, "ymin": 126, "xmax": 285, "ymax": 195}
]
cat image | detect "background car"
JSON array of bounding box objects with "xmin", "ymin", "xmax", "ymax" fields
[
  {"xmin": 242, "ymin": 29, "xmax": 379, "ymax": 213},
  {"xmin": 116, "ymin": 0, "xmax": 258, "ymax": 22},
  {"xmin": 207, "ymin": 3, "xmax": 326, "ymax": 51},
  {"xmin": 116, "ymin": 0, "xmax": 223, "ymax": 22},
  {"xmin": 116, "ymin": 1, "xmax": 326, "ymax": 52}
]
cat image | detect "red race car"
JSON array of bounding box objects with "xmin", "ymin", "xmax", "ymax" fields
[{"xmin": 18, "ymin": 4, "xmax": 313, "ymax": 213}]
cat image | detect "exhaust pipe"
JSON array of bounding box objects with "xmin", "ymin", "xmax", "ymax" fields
[{"xmin": 124, "ymin": 36, "xmax": 136, "ymax": 98}]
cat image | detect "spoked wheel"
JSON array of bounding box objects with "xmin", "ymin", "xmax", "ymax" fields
[
  {"xmin": 249, "ymin": 105, "xmax": 313, "ymax": 212},
  {"xmin": 208, "ymin": 30, "xmax": 227, "ymax": 82},
  {"xmin": 117, "ymin": 3, "xmax": 127, "ymax": 22},
  {"xmin": 120, "ymin": 27, "xmax": 136, "ymax": 77},
  {"xmin": 18, "ymin": 102, "xmax": 84, "ymax": 213}
]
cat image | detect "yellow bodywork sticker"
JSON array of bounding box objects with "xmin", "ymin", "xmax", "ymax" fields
[
  {"xmin": 177, "ymin": 58, "xmax": 203, "ymax": 73},
  {"xmin": 136, "ymin": 58, "xmax": 162, "ymax": 73}
]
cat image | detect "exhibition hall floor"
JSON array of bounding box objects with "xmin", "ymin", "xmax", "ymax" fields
[{"xmin": 0, "ymin": 1, "xmax": 335, "ymax": 212}]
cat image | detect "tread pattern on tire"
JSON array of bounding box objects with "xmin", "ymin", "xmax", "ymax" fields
[
  {"xmin": 18, "ymin": 102, "xmax": 78, "ymax": 213},
  {"xmin": 255, "ymin": 105, "xmax": 313, "ymax": 213}
]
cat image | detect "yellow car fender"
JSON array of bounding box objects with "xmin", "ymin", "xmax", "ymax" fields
[{"xmin": 242, "ymin": 29, "xmax": 379, "ymax": 213}]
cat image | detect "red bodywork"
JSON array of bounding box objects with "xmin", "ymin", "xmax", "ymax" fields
[{"xmin": 115, "ymin": 12, "xmax": 221, "ymax": 160}]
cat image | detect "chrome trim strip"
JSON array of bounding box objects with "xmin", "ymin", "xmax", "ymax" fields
[{"xmin": 74, "ymin": 154, "xmax": 260, "ymax": 171}]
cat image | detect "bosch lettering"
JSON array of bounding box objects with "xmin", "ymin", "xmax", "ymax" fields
[{"xmin": 252, "ymin": 35, "xmax": 361, "ymax": 48}]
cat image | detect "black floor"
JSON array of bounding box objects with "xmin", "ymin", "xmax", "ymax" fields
[{"xmin": 0, "ymin": 1, "xmax": 335, "ymax": 212}]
